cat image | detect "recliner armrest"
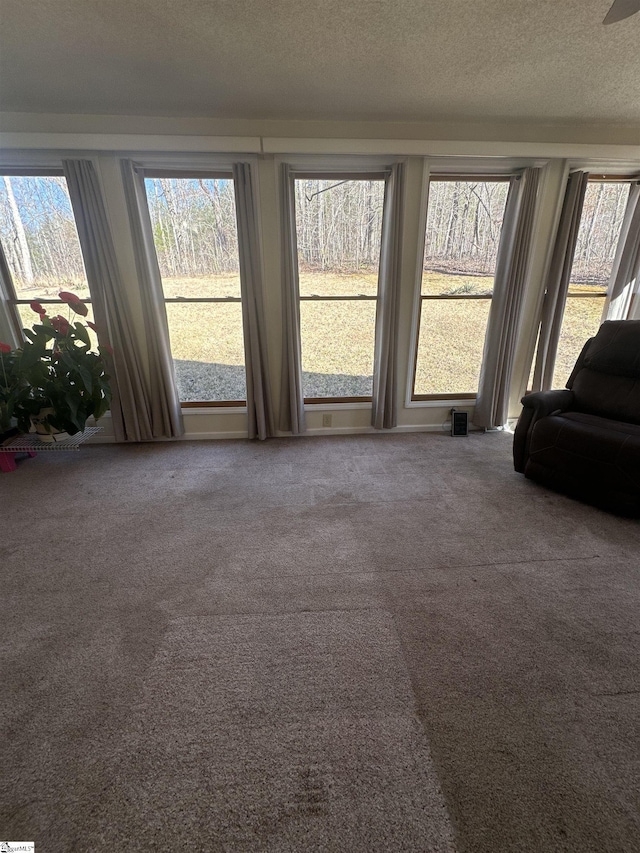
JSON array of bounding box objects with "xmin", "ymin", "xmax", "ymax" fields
[
  {"xmin": 520, "ymin": 388, "xmax": 574, "ymax": 416},
  {"xmin": 513, "ymin": 389, "xmax": 574, "ymax": 472}
]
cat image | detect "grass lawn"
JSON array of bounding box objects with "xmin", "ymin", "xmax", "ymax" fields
[
  {"xmin": 14, "ymin": 272, "xmax": 607, "ymax": 403},
  {"xmin": 161, "ymin": 272, "xmax": 605, "ymax": 402}
]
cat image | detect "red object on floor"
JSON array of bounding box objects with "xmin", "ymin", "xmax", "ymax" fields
[{"xmin": 0, "ymin": 450, "xmax": 37, "ymax": 472}]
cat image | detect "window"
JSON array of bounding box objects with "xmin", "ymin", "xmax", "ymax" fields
[
  {"xmin": 551, "ymin": 179, "xmax": 630, "ymax": 388},
  {"xmin": 412, "ymin": 177, "xmax": 510, "ymax": 399},
  {"xmin": 294, "ymin": 176, "xmax": 385, "ymax": 400},
  {"xmin": 0, "ymin": 172, "xmax": 96, "ymax": 334},
  {"xmin": 144, "ymin": 174, "xmax": 246, "ymax": 405}
]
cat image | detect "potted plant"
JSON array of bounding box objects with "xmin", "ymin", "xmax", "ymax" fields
[
  {"xmin": 0, "ymin": 341, "xmax": 30, "ymax": 443},
  {"xmin": 0, "ymin": 291, "xmax": 112, "ymax": 442}
]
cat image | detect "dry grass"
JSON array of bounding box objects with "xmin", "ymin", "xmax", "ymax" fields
[{"xmin": 14, "ymin": 272, "xmax": 606, "ymax": 402}]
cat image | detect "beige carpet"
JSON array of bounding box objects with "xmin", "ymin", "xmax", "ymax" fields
[
  {"xmin": 2, "ymin": 431, "xmax": 640, "ymax": 851},
  {"xmin": 77, "ymin": 611, "xmax": 455, "ymax": 851}
]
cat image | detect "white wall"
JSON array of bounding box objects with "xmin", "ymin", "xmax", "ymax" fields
[{"xmin": 1, "ymin": 113, "xmax": 639, "ymax": 441}]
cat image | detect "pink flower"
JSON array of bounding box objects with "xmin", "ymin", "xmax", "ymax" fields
[
  {"xmin": 50, "ymin": 315, "xmax": 71, "ymax": 335},
  {"xmin": 30, "ymin": 300, "xmax": 46, "ymax": 316},
  {"xmin": 59, "ymin": 290, "xmax": 82, "ymax": 304},
  {"xmin": 0, "ymin": 341, "xmax": 11, "ymax": 353}
]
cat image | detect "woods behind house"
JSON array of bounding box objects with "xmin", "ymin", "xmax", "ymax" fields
[{"xmin": 0, "ymin": 175, "xmax": 629, "ymax": 292}]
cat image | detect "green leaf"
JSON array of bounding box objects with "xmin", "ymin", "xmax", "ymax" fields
[
  {"xmin": 74, "ymin": 322, "xmax": 91, "ymax": 347},
  {"xmin": 19, "ymin": 343, "xmax": 46, "ymax": 370},
  {"xmin": 75, "ymin": 362, "xmax": 93, "ymax": 394},
  {"xmin": 32, "ymin": 324, "xmax": 57, "ymax": 341}
]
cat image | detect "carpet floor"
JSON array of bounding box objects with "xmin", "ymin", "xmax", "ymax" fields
[{"xmin": 1, "ymin": 431, "xmax": 639, "ymax": 852}]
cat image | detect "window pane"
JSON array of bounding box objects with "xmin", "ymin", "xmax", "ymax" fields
[
  {"xmin": 422, "ymin": 180, "xmax": 509, "ymax": 295},
  {"xmin": 549, "ymin": 182, "xmax": 630, "ymax": 388},
  {"xmin": 300, "ymin": 301, "xmax": 376, "ymax": 398},
  {"xmin": 552, "ymin": 297, "xmax": 606, "ymax": 389},
  {"xmin": 144, "ymin": 177, "xmax": 241, "ymax": 299},
  {"xmin": 295, "ymin": 179, "xmax": 384, "ymax": 399},
  {"xmin": 414, "ymin": 299, "xmax": 491, "ymax": 396},
  {"xmin": 145, "ymin": 177, "xmax": 246, "ymax": 403},
  {"xmin": 16, "ymin": 303, "xmax": 99, "ymax": 350},
  {"xmin": 0, "ymin": 175, "xmax": 88, "ymax": 300},
  {"xmin": 416, "ymin": 180, "xmax": 508, "ymax": 396},
  {"xmin": 165, "ymin": 303, "xmax": 246, "ymax": 403},
  {"xmin": 298, "ymin": 270, "xmax": 378, "ymax": 298},
  {"xmin": 570, "ymin": 182, "xmax": 630, "ymax": 287}
]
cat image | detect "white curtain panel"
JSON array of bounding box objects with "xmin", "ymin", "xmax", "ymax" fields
[
  {"xmin": 372, "ymin": 163, "xmax": 405, "ymax": 430},
  {"xmin": 603, "ymin": 182, "xmax": 640, "ymax": 321},
  {"xmin": 232, "ymin": 163, "xmax": 275, "ymax": 440},
  {"xmin": 120, "ymin": 160, "xmax": 184, "ymax": 439},
  {"xmin": 0, "ymin": 241, "xmax": 22, "ymax": 348},
  {"xmin": 474, "ymin": 167, "xmax": 541, "ymax": 429},
  {"xmin": 278, "ymin": 163, "xmax": 306, "ymax": 434},
  {"xmin": 63, "ymin": 158, "xmax": 159, "ymax": 442},
  {"xmin": 532, "ymin": 170, "xmax": 589, "ymax": 391}
]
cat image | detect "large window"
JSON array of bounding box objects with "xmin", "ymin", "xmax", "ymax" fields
[
  {"xmin": 144, "ymin": 174, "xmax": 246, "ymax": 405},
  {"xmin": 0, "ymin": 172, "xmax": 95, "ymax": 333},
  {"xmin": 294, "ymin": 176, "xmax": 385, "ymax": 400},
  {"xmin": 412, "ymin": 178, "xmax": 510, "ymax": 398},
  {"xmin": 551, "ymin": 179, "xmax": 630, "ymax": 388}
]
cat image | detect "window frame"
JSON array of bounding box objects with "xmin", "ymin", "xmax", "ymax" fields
[
  {"xmin": 410, "ymin": 173, "xmax": 512, "ymax": 402},
  {"xmin": 537, "ymin": 172, "xmax": 639, "ymax": 392},
  {"xmin": 292, "ymin": 170, "xmax": 389, "ymax": 404},
  {"xmin": 563, "ymin": 174, "xmax": 636, "ymax": 314},
  {"xmin": 142, "ymin": 168, "xmax": 247, "ymax": 408},
  {"xmin": 0, "ymin": 168, "xmax": 93, "ymax": 337}
]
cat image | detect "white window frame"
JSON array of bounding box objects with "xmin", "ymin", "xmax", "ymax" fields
[
  {"xmin": 285, "ymin": 157, "xmax": 399, "ymax": 405},
  {"xmin": 141, "ymin": 166, "xmax": 250, "ymax": 408},
  {"xmin": 0, "ymin": 167, "xmax": 92, "ymax": 336},
  {"xmin": 406, "ymin": 166, "xmax": 516, "ymax": 407}
]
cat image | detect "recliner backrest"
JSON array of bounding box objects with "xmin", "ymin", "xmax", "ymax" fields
[
  {"xmin": 583, "ymin": 320, "xmax": 640, "ymax": 378},
  {"xmin": 569, "ymin": 321, "xmax": 640, "ymax": 424}
]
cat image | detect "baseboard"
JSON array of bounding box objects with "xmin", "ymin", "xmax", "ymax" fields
[
  {"xmin": 175, "ymin": 430, "xmax": 250, "ymax": 441},
  {"xmin": 87, "ymin": 423, "xmax": 490, "ymax": 443},
  {"xmin": 86, "ymin": 430, "xmax": 249, "ymax": 443},
  {"xmin": 300, "ymin": 423, "xmax": 475, "ymax": 436}
]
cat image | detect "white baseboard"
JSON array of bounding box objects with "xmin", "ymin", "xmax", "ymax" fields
[
  {"xmin": 86, "ymin": 423, "xmax": 490, "ymax": 443},
  {"xmin": 175, "ymin": 430, "xmax": 249, "ymax": 441},
  {"xmin": 299, "ymin": 423, "xmax": 473, "ymax": 437}
]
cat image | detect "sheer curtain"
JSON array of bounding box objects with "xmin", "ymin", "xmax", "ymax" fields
[
  {"xmin": 279, "ymin": 163, "xmax": 306, "ymax": 434},
  {"xmin": 62, "ymin": 159, "xmax": 158, "ymax": 441},
  {"xmin": 372, "ymin": 163, "xmax": 404, "ymax": 430},
  {"xmin": 603, "ymin": 182, "xmax": 640, "ymax": 321},
  {"xmin": 120, "ymin": 159, "xmax": 184, "ymax": 438},
  {"xmin": 233, "ymin": 162, "xmax": 274, "ymax": 440},
  {"xmin": 474, "ymin": 167, "xmax": 541, "ymax": 429},
  {"xmin": 532, "ymin": 170, "xmax": 589, "ymax": 391},
  {"xmin": 0, "ymin": 242, "xmax": 22, "ymax": 348}
]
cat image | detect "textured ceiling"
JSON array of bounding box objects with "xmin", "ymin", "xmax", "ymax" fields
[{"xmin": 0, "ymin": 0, "xmax": 639, "ymax": 125}]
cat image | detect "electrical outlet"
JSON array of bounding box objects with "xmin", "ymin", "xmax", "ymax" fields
[{"xmin": 322, "ymin": 414, "xmax": 332, "ymax": 427}]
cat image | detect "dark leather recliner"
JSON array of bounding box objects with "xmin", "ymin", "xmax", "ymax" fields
[{"xmin": 514, "ymin": 320, "xmax": 640, "ymax": 516}]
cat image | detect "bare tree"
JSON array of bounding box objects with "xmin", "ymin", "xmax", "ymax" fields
[{"xmin": 3, "ymin": 175, "xmax": 34, "ymax": 284}]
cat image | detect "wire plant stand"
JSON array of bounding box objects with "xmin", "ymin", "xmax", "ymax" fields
[{"xmin": 0, "ymin": 426, "xmax": 102, "ymax": 472}]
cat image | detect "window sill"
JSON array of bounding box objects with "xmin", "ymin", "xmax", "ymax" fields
[
  {"xmin": 405, "ymin": 398, "xmax": 477, "ymax": 409},
  {"xmin": 303, "ymin": 401, "xmax": 372, "ymax": 411},
  {"xmin": 181, "ymin": 405, "xmax": 248, "ymax": 414}
]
